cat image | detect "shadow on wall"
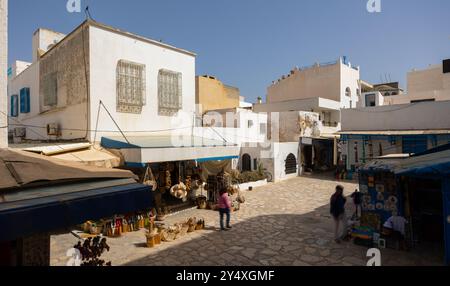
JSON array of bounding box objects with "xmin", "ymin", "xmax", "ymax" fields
[{"xmin": 124, "ymin": 203, "xmax": 443, "ymax": 266}]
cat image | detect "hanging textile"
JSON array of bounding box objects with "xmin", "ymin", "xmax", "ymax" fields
[{"xmin": 200, "ymin": 160, "xmax": 232, "ymax": 182}]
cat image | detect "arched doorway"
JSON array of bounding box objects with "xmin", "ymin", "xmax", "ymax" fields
[
  {"xmin": 241, "ymin": 154, "xmax": 252, "ymax": 172},
  {"xmin": 285, "ymin": 153, "xmax": 297, "ymax": 175}
]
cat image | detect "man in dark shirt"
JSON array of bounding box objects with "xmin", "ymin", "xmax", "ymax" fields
[
  {"xmin": 351, "ymin": 189, "xmax": 362, "ymax": 219},
  {"xmin": 330, "ymin": 185, "xmax": 347, "ymax": 243}
]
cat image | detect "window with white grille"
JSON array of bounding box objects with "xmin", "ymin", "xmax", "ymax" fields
[
  {"xmin": 116, "ymin": 60, "xmax": 146, "ymax": 114},
  {"xmin": 158, "ymin": 69, "xmax": 182, "ymax": 116}
]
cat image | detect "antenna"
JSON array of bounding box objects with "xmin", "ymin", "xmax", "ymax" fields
[{"xmin": 85, "ymin": 6, "xmax": 93, "ymax": 21}]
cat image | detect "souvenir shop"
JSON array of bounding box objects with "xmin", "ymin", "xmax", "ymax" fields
[
  {"xmin": 82, "ymin": 158, "xmax": 241, "ymax": 239},
  {"xmin": 355, "ymin": 147, "xmax": 450, "ymax": 265},
  {"xmin": 121, "ymin": 157, "xmax": 239, "ymax": 215}
]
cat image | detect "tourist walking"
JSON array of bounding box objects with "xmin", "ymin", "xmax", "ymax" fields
[
  {"xmin": 330, "ymin": 185, "xmax": 347, "ymax": 243},
  {"xmin": 218, "ymin": 188, "xmax": 232, "ymax": 231},
  {"xmin": 350, "ymin": 189, "xmax": 362, "ymax": 219}
]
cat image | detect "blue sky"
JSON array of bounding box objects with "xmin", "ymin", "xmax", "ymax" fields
[{"xmin": 8, "ymin": 0, "xmax": 450, "ymax": 102}]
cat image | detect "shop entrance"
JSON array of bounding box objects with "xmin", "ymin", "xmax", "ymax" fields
[
  {"xmin": 313, "ymin": 139, "xmax": 334, "ymax": 172},
  {"xmin": 302, "ymin": 145, "xmax": 313, "ymax": 172},
  {"xmin": 404, "ymin": 178, "xmax": 445, "ymax": 260}
]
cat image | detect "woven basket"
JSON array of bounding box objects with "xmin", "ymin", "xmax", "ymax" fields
[
  {"xmin": 160, "ymin": 230, "xmax": 175, "ymax": 242},
  {"xmin": 154, "ymin": 233, "xmax": 161, "ymax": 245},
  {"xmin": 146, "ymin": 236, "xmax": 156, "ymax": 248},
  {"xmin": 179, "ymin": 224, "xmax": 189, "ymax": 236},
  {"xmin": 188, "ymin": 224, "xmax": 196, "ymax": 233}
]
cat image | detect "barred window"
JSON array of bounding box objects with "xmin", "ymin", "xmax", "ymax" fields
[
  {"xmin": 158, "ymin": 69, "xmax": 182, "ymax": 116},
  {"xmin": 116, "ymin": 60, "xmax": 146, "ymax": 114}
]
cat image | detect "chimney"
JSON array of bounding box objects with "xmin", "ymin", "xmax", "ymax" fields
[
  {"xmin": 32, "ymin": 28, "xmax": 66, "ymax": 63},
  {"xmin": 443, "ymin": 59, "xmax": 450, "ymax": 74}
]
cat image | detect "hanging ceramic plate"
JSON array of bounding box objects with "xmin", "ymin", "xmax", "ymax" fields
[
  {"xmin": 360, "ymin": 185, "xmax": 369, "ymax": 194},
  {"xmin": 376, "ymin": 184, "xmax": 385, "ymax": 193},
  {"xmin": 377, "ymin": 192, "xmax": 384, "ymax": 201},
  {"xmin": 368, "ymin": 204, "xmax": 375, "ymax": 211},
  {"xmin": 362, "ymin": 202, "xmax": 369, "ymax": 210},
  {"xmin": 376, "ymin": 203, "xmax": 384, "ymax": 210},
  {"xmin": 388, "ymin": 196, "xmax": 398, "ymax": 204}
]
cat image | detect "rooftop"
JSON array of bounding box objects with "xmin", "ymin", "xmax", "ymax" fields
[{"xmin": 41, "ymin": 19, "xmax": 196, "ymax": 60}]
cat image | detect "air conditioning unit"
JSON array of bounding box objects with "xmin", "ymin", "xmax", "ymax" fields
[
  {"xmin": 47, "ymin": 123, "xmax": 60, "ymax": 136},
  {"xmin": 14, "ymin": 127, "xmax": 26, "ymax": 138}
]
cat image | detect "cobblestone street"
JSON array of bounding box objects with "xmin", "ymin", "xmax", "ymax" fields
[{"xmin": 51, "ymin": 176, "xmax": 444, "ymax": 266}]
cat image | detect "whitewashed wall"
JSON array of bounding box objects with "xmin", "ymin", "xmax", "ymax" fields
[
  {"xmin": 89, "ymin": 26, "xmax": 196, "ymax": 142},
  {"xmin": 341, "ymin": 100, "xmax": 450, "ymax": 132},
  {"xmin": 340, "ymin": 62, "xmax": 360, "ymax": 109},
  {"xmin": 240, "ymin": 142, "xmax": 299, "ymax": 182}
]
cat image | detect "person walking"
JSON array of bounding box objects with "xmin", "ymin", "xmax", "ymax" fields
[
  {"xmin": 330, "ymin": 185, "xmax": 348, "ymax": 243},
  {"xmin": 218, "ymin": 188, "xmax": 232, "ymax": 231}
]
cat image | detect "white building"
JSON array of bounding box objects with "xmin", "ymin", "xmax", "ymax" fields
[
  {"xmin": 0, "ymin": 0, "xmax": 7, "ymax": 148},
  {"xmin": 384, "ymin": 60, "xmax": 450, "ymax": 105},
  {"xmin": 358, "ymin": 91, "xmax": 385, "ymax": 108},
  {"xmin": 7, "ymin": 20, "xmax": 239, "ymax": 165},
  {"xmin": 248, "ymin": 58, "xmax": 358, "ymax": 177},
  {"xmin": 266, "ymin": 57, "xmax": 360, "ymax": 109}
]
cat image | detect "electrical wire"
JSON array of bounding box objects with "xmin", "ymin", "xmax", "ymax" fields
[{"xmin": 7, "ymin": 122, "xmax": 193, "ymax": 133}]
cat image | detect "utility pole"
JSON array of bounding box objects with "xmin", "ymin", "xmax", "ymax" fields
[{"xmin": 0, "ymin": 0, "xmax": 8, "ymax": 148}]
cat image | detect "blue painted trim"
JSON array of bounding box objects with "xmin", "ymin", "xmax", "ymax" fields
[
  {"xmin": 101, "ymin": 137, "xmax": 140, "ymax": 149},
  {"xmin": 196, "ymin": 156, "xmax": 239, "ymax": 163},
  {"xmin": 125, "ymin": 162, "xmax": 148, "ymax": 168},
  {"xmin": 125, "ymin": 156, "xmax": 239, "ymax": 167},
  {"xmin": 0, "ymin": 183, "xmax": 153, "ymax": 242}
]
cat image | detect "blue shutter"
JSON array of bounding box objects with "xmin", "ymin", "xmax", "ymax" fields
[
  {"xmin": 26, "ymin": 88, "xmax": 31, "ymax": 113},
  {"xmin": 19, "ymin": 88, "xmax": 31, "ymax": 114},
  {"xmin": 11, "ymin": 95, "xmax": 18, "ymax": 117},
  {"xmin": 20, "ymin": 89, "xmax": 25, "ymax": 113}
]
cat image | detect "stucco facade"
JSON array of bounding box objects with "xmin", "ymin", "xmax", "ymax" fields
[
  {"xmin": 8, "ymin": 21, "xmax": 197, "ymax": 143},
  {"xmin": 266, "ymin": 58, "xmax": 360, "ymax": 109},
  {"xmin": 88, "ymin": 24, "xmax": 196, "ymax": 142},
  {"xmin": 196, "ymin": 75, "xmax": 240, "ymax": 114},
  {"xmin": 384, "ymin": 61, "xmax": 450, "ymax": 105},
  {"xmin": 240, "ymin": 142, "xmax": 299, "ymax": 182},
  {"xmin": 0, "ymin": 0, "xmax": 7, "ymax": 148}
]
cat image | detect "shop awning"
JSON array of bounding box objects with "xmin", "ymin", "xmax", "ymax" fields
[
  {"xmin": 101, "ymin": 135, "xmax": 240, "ymax": 166},
  {"xmin": 0, "ymin": 179, "xmax": 153, "ymax": 242},
  {"xmin": 0, "ymin": 149, "xmax": 154, "ymax": 241},
  {"xmin": 0, "ymin": 149, "xmax": 136, "ymax": 190},
  {"xmin": 395, "ymin": 149, "xmax": 450, "ymax": 176},
  {"xmin": 360, "ymin": 146, "xmax": 450, "ymax": 176},
  {"xmin": 14, "ymin": 143, "xmax": 122, "ymax": 168}
]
